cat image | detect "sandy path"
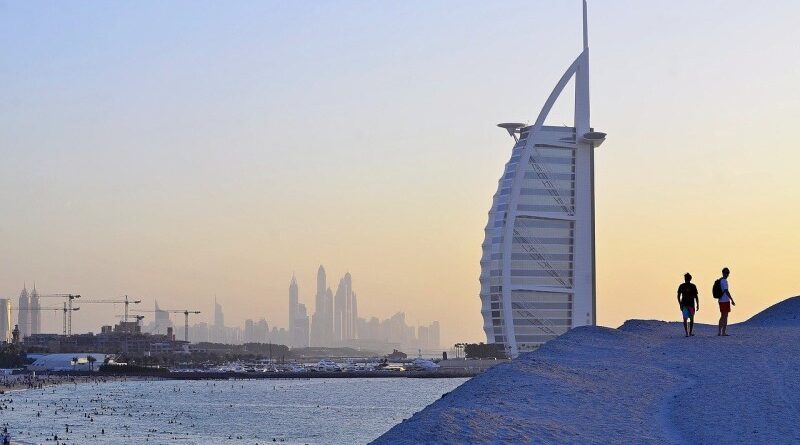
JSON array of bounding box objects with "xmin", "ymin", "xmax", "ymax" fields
[{"xmin": 374, "ymin": 297, "xmax": 800, "ymax": 444}]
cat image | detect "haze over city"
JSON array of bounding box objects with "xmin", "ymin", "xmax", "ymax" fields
[{"xmin": 2, "ymin": 0, "xmax": 799, "ymax": 348}]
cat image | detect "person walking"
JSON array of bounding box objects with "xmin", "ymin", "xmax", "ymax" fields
[
  {"xmin": 677, "ymin": 273, "xmax": 699, "ymax": 337},
  {"xmin": 714, "ymin": 267, "xmax": 736, "ymax": 336}
]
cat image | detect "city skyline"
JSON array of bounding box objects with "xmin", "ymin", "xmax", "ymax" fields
[
  {"xmin": 2, "ymin": 1, "xmax": 800, "ymax": 347},
  {"xmin": 3, "ymin": 270, "xmax": 442, "ymax": 352}
]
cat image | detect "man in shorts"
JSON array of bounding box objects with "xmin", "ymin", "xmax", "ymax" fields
[
  {"xmin": 677, "ymin": 273, "xmax": 699, "ymax": 337},
  {"xmin": 718, "ymin": 267, "xmax": 736, "ymax": 336}
]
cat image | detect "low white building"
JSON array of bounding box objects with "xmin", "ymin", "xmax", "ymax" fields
[{"xmin": 27, "ymin": 353, "xmax": 107, "ymax": 372}]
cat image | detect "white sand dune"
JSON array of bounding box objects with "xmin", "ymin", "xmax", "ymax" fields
[{"xmin": 374, "ymin": 296, "xmax": 800, "ymax": 444}]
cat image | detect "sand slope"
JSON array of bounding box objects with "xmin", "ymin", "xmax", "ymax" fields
[{"xmin": 374, "ymin": 296, "xmax": 800, "ymax": 444}]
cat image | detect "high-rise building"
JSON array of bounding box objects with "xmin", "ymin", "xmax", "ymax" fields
[
  {"xmin": 351, "ymin": 291, "xmax": 358, "ymax": 340},
  {"xmin": 154, "ymin": 301, "xmax": 173, "ymax": 334},
  {"xmin": 332, "ymin": 272, "xmax": 357, "ymax": 342},
  {"xmin": 244, "ymin": 319, "xmax": 255, "ymax": 343},
  {"xmin": 17, "ymin": 286, "xmax": 29, "ymax": 339},
  {"xmin": 214, "ymin": 298, "xmax": 224, "ymax": 328},
  {"xmin": 0, "ymin": 299, "xmax": 12, "ymax": 343},
  {"xmin": 310, "ymin": 265, "xmax": 330, "ymax": 346},
  {"xmin": 429, "ymin": 321, "xmax": 440, "ymax": 350},
  {"xmin": 344, "ymin": 272, "xmax": 353, "ymax": 339},
  {"xmin": 479, "ymin": 0, "xmax": 604, "ymax": 357},
  {"xmin": 212, "ymin": 297, "xmax": 225, "ymax": 343},
  {"xmin": 324, "ymin": 287, "xmax": 333, "ymax": 340},
  {"xmin": 289, "ymin": 274, "xmax": 298, "ymax": 346},
  {"xmin": 30, "ymin": 284, "xmax": 41, "ymax": 335},
  {"xmin": 256, "ymin": 318, "xmax": 269, "ymax": 343},
  {"xmin": 333, "ymin": 278, "xmax": 345, "ymax": 341},
  {"xmin": 294, "ymin": 303, "xmax": 310, "ymax": 348}
]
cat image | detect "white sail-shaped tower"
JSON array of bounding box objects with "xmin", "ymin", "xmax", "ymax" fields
[{"xmin": 479, "ymin": 0, "xmax": 605, "ymax": 357}]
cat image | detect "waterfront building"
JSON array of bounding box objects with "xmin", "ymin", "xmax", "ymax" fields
[
  {"xmin": 26, "ymin": 321, "xmax": 188, "ymax": 355},
  {"xmin": 27, "ymin": 353, "xmax": 107, "ymax": 372},
  {"xmin": 479, "ymin": 0, "xmax": 605, "ymax": 356},
  {"xmin": 0, "ymin": 299, "xmax": 11, "ymax": 343},
  {"xmin": 17, "ymin": 285, "xmax": 29, "ymax": 339}
]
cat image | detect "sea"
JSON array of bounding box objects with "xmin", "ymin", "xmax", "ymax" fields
[{"xmin": 1, "ymin": 377, "xmax": 467, "ymax": 444}]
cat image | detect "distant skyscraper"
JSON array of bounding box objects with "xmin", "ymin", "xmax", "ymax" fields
[
  {"xmin": 0, "ymin": 299, "xmax": 12, "ymax": 343},
  {"xmin": 257, "ymin": 318, "xmax": 269, "ymax": 343},
  {"xmin": 244, "ymin": 319, "xmax": 255, "ymax": 343},
  {"xmin": 310, "ymin": 265, "xmax": 329, "ymax": 346},
  {"xmin": 17, "ymin": 286, "xmax": 29, "ymax": 339},
  {"xmin": 332, "ymin": 272, "xmax": 357, "ymax": 342},
  {"xmin": 153, "ymin": 300, "xmax": 173, "ymax": 334},
  {"xmin": 324, "ymin": 287, "xmax": 333, "ymax": 340},
  {"xmin": 479, "ymin": 0, "xmax": 603, "ymax": 356},
  {"xmin": 317, "ymin": 265, "xmax": 326, "ymax": 298},
  {"xmin": 344, "ymin": 272, "xmax": 352, "ymax": 339},
  {"xmin": 429, "ymin": 321, "xmax": 440, "ymax": 350},
  {"xmin": 294, "ymin": 303, "xmax": 310, "ymax": 347},
  {"xmin": 212, "ymin": 297, "xmax": 225, "ymax": 343},
  {"xmin": 214, "ymin": 298, "xmax": 224, "ymax": 328},
  {"xmin": 30, "ymin": 284, "xmax": 41, "ymax": 335},
  {"xmin": 333, "ymin": 278, "xmax": 345, "ymax": 341},
  {"xmin": 351, "ymin": 292, "xmax": 358, "ymax": 340},
  {"xmin": 289, "ymin": 274, "xmax": 298, "ymax": 346}
]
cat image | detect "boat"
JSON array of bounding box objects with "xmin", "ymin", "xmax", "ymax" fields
[
  {"xmin": 315, "ymin": 359, "xmax": 341, "ymax": 372},
  {"xmin": 409, "ymin": 358, "xmax": 440, "ymax": 371}
]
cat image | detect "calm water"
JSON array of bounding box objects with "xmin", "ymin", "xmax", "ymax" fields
[{"xmin": 1, "ymin": 378, "xmax": 466, "ymax": 444}]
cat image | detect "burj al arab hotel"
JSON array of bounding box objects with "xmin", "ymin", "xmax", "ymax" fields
[{"xmin": 479, "ymin": 0, "xmax": 605, "ymax": 357}]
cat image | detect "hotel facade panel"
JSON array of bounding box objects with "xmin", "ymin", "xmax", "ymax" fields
[{"xmin": 480, "ymin": 0, "xmax": 604, "ymax": 357}]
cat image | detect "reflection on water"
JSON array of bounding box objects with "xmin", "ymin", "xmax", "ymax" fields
[{"xmin": 1, "ymin": 377, "xmax": 467, "ymax": 444}]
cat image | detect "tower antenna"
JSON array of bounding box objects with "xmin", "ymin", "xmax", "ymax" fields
[{"xmin": 582, "ymin": 0, "xmax": 589, "ymax": 50}]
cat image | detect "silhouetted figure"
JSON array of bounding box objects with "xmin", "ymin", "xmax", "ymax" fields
[
  {"xmin": 677, "ymin": 273, "xmax": 699, "ymax": 336},
  {"xmin": 714, "ymin": 267, "xmax": 736, "ymax": 336}
]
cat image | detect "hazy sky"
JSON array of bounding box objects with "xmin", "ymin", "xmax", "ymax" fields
[{"xmin": 2, "ymin": 1, "xmax": 799, "ymax": 346}]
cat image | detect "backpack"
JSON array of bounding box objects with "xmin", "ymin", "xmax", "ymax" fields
[{"xmin": 712, "ymin": 279, "xmax": 723, "ymax": 299}]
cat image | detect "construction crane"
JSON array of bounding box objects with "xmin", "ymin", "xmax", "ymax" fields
[
  {"xmin": 132, "ymin": 309, "xmax": 201, "ymax": 342},
  {"xmin": 80, "ymin": 296, "xmax": 142, "ymax": 322},
  {"xmin": 13, "ymin": 305, "xmax": 80, "ymax": 336},
  {"xmin": 115, "ymin": 314, "xmax": 145, "ymax": 326},
  {"xmin": 36, "ymin": 294, "xmax": 81, "ymax": 335}
]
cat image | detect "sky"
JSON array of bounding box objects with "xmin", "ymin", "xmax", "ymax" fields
[{"xmin": 1, "ymin": 1, "xmax": 799, "ymax": 347}]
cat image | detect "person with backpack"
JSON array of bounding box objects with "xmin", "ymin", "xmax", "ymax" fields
[
  {"xmin": 713, "ymin": 267, "xmax": 736, "ymax": 336},
  {"xmin": 677, "ymin": 273, "xmax": 699, "ymax": 337}
]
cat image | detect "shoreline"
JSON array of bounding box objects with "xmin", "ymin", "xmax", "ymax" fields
[
  {"xmin": 1, "ymin": 374, "xmax": 163, "ymax": 394},
  {"xmin": 164, "ymin": 369, "xmax": 479, "ymax": 379}
]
